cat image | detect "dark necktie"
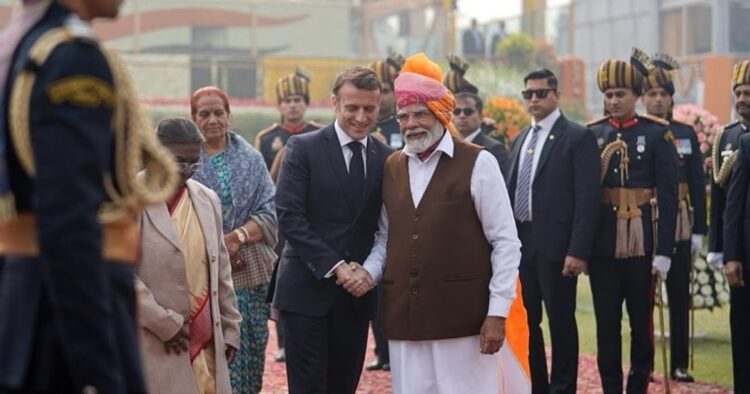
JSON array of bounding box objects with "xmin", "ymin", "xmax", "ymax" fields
[
  {"xmin": 348, "ymin": 141, "xmax": 365, "ymax": 208},
  {"xmin": 514, "ymin": 124, "xmax": 542, "ymax": 222}
]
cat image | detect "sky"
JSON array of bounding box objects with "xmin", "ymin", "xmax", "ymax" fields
[{"xmin": 458, "ymin": 0, "xmax": 571, "ymax": 26}]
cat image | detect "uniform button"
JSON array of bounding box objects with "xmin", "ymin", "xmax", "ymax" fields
[
  {"xmin": 215, "ymin": 321, "xmax": 220, "ymax": 327},
  {"xmin": 213, "ymin": 290, "xmax": 218, "ymax": 296},
  {"xmin": 211, "ymin": 256, "xmax": 216, "ymax": 262},
  {"xmin": 413, "ymin": 215, "xmax": 421, "ymax": 223},
  {"xmin": 614, "ymin": 168, "xmax": 618, "ymax": 173},
  {"xmin": 411, "ymin": 251, "xmax": 418, "ymax": 258},
  {"xmin": 411, "ymin": 233, "xmax": 419, "ymax": 240},
  {"xmin": 411, "ymin": 288, "xmax": 419, "ymax": 295},
  {"xmin": 409, "ymin": 269, "xmax": 418, "ymax": 278}
]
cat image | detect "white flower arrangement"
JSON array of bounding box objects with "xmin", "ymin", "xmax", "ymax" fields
[{"xmin": 690, "ymin": 253, "xmax": 730, "ymax": 311}]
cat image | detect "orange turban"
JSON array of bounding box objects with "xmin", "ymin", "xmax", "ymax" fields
[{"xmin": 394, "ymin": 53, "xmax": 458, "ymax": 137}]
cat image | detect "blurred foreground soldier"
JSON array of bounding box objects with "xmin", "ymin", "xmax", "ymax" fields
[
  {"xmin": 720, "ymin": 60, "xmax": 750, "ymax": 393},
  {"xmin": 255, "ymin": 67, "xmax": 321, "ymax": 173},
  {"xmin": 641, "ymin": 52, "xmax": 706, "ymax": 383},
  {"xmin": 453, "ymin": 91, "xmax": 509, "ymax": 178},
  {"xmin": 510, "ymin": 68, "xmax": 599, "ymax": 394},
  {"xmin": 0, "ymin": 0, "xmax": 179, "ymax": 392},
  {"xmin": 369, "ymin": 50, "xmax": 405, "ymax": 150},
  {"xmin": 587, "ymin": 49, "xmax": 678, "ymax": 394},
  {"xmin": 708, "ymin": 60, "xmax": 750, "ymax": 270},
  {"xmin": 358, "ymin": 53, "xmax": 524, "ymax": 394}
]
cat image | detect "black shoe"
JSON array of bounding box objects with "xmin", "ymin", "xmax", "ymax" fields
[
  {"xmin": 671, "ymin": 368, "xmax": 695, "ymax": 382},
  {"xmin": 366, "ymin": 359, "xmax": 385, "ymax": 371}
]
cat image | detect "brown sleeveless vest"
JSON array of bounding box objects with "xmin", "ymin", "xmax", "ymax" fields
[{"xmin": 381, "ymin": 137, "xmax": 492, "ymax": 341}]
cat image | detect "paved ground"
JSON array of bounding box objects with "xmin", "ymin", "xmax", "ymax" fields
[{"xmin": 259, "ymin": 323, "xmax": 731, "ymax": 393}]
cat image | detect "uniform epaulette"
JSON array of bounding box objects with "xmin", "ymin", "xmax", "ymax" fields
[
  {"xmin": 639, "ymin": 113, "xmax": 669, "ymax": 126},
  {"xmin": 586, "ymin": 116, "xmax": 609, "ymax": 127},
  {"xmin": 669, "ymin": 119, "xmax": 693, "ymax": 129},
  {"xmin": 723, "ymin": 120, "xmax": 741, "ymax": 129},
  {"xmin": 254, "ymin": 123, "xmax": 279, "ymax": 149},
  {"xmin": 307, "ymin": 120, "xmax": 325, "ymax": 129}
]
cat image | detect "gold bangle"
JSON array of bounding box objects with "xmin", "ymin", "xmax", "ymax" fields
[
  {"xmin": 238, "ymin": 226, "xmax": 250, "ymax": 241},
  {"xmin": 233, "ymin": 228, "xmax": 247, "ymax": 243}
]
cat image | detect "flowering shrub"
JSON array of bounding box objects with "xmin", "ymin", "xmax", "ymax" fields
[
  {"xmin": 483, "ymin": 96, "xmax": 530, "ymax": 147},
  {"xmin": 671, "ymin": 104, "xmax": 722, "ymax": 180}
]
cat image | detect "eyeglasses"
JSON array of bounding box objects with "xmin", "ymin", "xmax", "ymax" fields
[
  {"xmin": 452, "ymin": 107, "xmax": 476, "ymax": 117},
  {"xmin": 176, "ymin": 162, "xmax": 202, "ymax": 172},
  {"xmin": 521, "ymin": 88, "xmax": 554, "ymax": 100},
  {"xmin": 396, "ymin": 110, "xmax": 433, "ymax": 124}
]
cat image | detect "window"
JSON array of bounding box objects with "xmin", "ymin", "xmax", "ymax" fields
[
  {"xmin": 686, "ymin": 4, "xmax": 711, "ymax": 54},
  {"xmin": 730, "ymin": 0, "xmax": 750, "ymax": 53}
]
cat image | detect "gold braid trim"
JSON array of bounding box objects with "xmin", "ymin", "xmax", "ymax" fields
[
  {"xmin": 711, "ymin": 126, "xmax": 725, "ymax": 184},
  {"xmin": 8, "ymin": 28, "xmax": 73, "ymax": 176},
  {"xmin": 600, "ymin": 139, "xmax": 629, "ymax": 183},
  {"xmin": 7, "ymin": 27, "xmax": 177, "ymax": 223},
  {"xmin": 0, "ymin": 194, "xmax": 16, "ymax": 223},
  {"xmin": 99, "ymin": 49, "xmax": 178, "ymax": 222}
]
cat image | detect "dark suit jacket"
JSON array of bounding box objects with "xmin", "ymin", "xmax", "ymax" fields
[
  {"xmin": 508, "ymin": 115, "xmax": 600, "ymax": 263},
  {"xmin": 723, "ymin": 133, "xmax": 750, "ymax": 271},
  {"xmin": 273, "ymin": 124, "xmax": 393, "ymax": 317},
  {"xmin": 462, "ymin": 29, "xmax": 485, "ymax": 56},
  {"xmin": 472, "ymin": 131, "xmax": 510, "ymax": 179}
]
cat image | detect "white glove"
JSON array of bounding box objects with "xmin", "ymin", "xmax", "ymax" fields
[
  {"xmin": 691, "ymin": 234, "xmax": 703, "ymax": 255},
  {"xmin": 706, "ymin": 252, "xmax": 724, "ymax": 270},
  {"xmin": 652, "ymin": 255, "xmax": 671, "ymax": 281}
]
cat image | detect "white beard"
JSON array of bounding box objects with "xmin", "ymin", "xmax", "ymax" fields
[{"xmin": 404, "ymin": 123, "xmax": 445, "ymax": 154}]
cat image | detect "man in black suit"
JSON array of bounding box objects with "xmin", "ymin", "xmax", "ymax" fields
[
  {"xmin": 462, "ymin": 18, "xmax": 485, "ymax": 60},
  {"xmin": 273, "ymin": 66, "xmax": 393, "ymax": 393},
  {"xmin": 453, "ymin": 91, "xmax": 510, "ymax": 178},
  {"xmin": 721, "ymin": 60, "xmax": 750, "ymax": 394},
  {"xmin": 508, "ymin": 68, "xmax": 600, "ymax": 394}
]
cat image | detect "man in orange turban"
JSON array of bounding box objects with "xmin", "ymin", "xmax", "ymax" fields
[{"xmin": 345, "ymin": 53, "xmax": 527, "ymax": 393}]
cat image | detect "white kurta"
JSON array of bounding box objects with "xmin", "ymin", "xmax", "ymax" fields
[{"xmin": 362, "ymin": 131, "xmax": 522, "ymax": 394}]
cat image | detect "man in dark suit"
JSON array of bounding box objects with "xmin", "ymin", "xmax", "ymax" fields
[
  {"xmin": 508, "ymin": 68, "xmax": 600, "ymax": 394},
  {"xmin": 273, "ymin": 66, "xmax": 393, "ymax": 393},
  {"xmin": 453, "ymin": 91, "xmax": 510, "ymax": 178},
  {"xmin": 720, "ymin": 60, "xmax": 750, "ymax": 394},
  {"xmin": 462, "ymin": 18, "xmax": 485, "ymax": 60}
]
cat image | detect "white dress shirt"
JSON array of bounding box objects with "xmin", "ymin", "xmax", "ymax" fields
[
  {"xmin": 515, "ymin": 108, "xmax": 561, "ymax": 221},
  {"xmin": 325, "ymin": 121, "xmax": 370, "ymax": 278},
  {"xmin": 363, "ymin": 131, "xmax": 521, "ymax": 317},
  {"xmin": 334, "ymin": 120, "xmax": 368, "ymax": 174},
  {"xmin": 464, "ymin": 128, "xmax": 482, "ymax": 142}
]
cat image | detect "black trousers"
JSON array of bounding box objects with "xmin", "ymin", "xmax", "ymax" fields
[
  {"xmin": 731, "ymin": 268, "xmax": 750, "ymax": 393},
  {"xmin": 589, "ymin": 256, "xmax": 654, "ymax": 394},
  {"xmin": 665, "ymin": 240, "xmax": 691, "ymax": 372},
  {"xmin": 281, "ymin": 293, "xmax": 369, "ymax": 394},
  {"xmin": 370, "ymin": 284, "xmax": 389, "ymax": 364},
  {"xmin": 517, "ymin": 222, "xmax": 578, "ymax": 394}
]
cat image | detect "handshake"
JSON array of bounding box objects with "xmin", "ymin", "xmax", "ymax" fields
[{"xmin": 334, "ymin": 262, "xmax": 374, "ymax": 297}]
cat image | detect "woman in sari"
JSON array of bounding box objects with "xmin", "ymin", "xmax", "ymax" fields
[
  {"xmin": 137, "ymin": 117, "xmax": 242, "ymax": 394},
  {"xmin": 191, "ymin": 87, "xmax": 278, "ymax": 393}
]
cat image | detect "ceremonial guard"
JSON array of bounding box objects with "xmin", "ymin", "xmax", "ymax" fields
[
  {"xmin": 718, "ymin": 59, "xmax": 750, "ymax": 393},
  {"xmin": 368, "ymin": 50, "xmax": 405, "ymax": 149},
  {"xmin": 587, "ymin": 50, "xmax": 678, "ymax": 394},
  {"xmin": 0, "ymin": 1, "xmax": 178, "ymax": 392},
  {"xmin": 255, "ymin": 67, "xmax": 321, "ymax": 174},
  {"xmin": 708, "ymin": 61, "xmax": 750, "ymax": 270},
  {"xmin": 640, "ymin": 52, "xmax": 706, "ymax": 382}
]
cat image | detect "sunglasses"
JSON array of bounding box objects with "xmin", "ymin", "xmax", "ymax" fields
[
  {"xmin": 521, "ymin": 88, "xmax": 554, "ymax": 100},
  {"xmin": 176, "ymin": 162, "xmax": 203, "ymax": 173},
  {"xmin": 452, "ymin": 108, "xmax": 476, "ymax": 116}
]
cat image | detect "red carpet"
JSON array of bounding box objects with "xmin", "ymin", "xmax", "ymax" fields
[{"xmin": 260, "ymin": 322, "xmax": 730, "ymax": 393}]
